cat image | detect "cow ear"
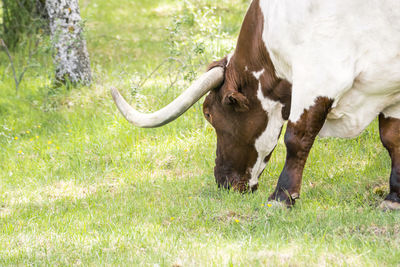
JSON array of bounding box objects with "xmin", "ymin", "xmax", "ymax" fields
[
  {"xmin": 222, "ymin": 91, "xmax": 249, "ymax": 112},
  {"xmin": 208, "ymin": 57, "xmax": 228, "ymax": 71}
]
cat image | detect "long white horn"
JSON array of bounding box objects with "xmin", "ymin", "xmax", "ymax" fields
[{"xmin": 111, "ymin": 67, "xmax": 224, "ymax": 128}]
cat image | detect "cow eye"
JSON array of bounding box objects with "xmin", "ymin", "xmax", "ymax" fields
[{"xmin": 204, "ymin": 112, "xmax": 212, "ymax": 120}]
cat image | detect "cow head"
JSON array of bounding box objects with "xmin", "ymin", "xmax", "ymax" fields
[
  {"xmin": 202, "ymin": 51, "xmax": 291, "ymax": 192},
  {"xmin": 111, "ymin": 0, "xmax": 291, "ymax": 192}
]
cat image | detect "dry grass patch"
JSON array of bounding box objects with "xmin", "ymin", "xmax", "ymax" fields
[{"xmin": 2, "ymin": 178, "xmax": 123, "ymax": 217}]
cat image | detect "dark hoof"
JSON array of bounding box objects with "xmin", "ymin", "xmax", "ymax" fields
[
  {"xmin": 380, "ymin": 193, "xmax": 400, "ymax": 211},
  {"xmin": 379, "ymin": 200, "xmax": 400, "ymax": 211},
  {"xmin": 268, "ymin": 190, "xmax": 299, "ymax": 207}
]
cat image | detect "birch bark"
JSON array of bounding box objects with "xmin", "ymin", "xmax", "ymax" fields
[{"xmin": 46, "ymin": 0, "xmax": 91, "ymax": 85}]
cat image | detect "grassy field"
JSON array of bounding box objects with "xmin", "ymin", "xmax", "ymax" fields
[{"xmin": 1, "ymin": 0, "xmax": 400, "ymax": 266}]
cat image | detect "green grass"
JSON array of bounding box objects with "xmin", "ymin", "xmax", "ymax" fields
[{"xmin": 1, "ymin": 0, "xmax": 400, "ymax": 266}]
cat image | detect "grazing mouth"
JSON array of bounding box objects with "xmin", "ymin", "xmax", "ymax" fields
[
  {"xmin": 216, "ymin": 175, "xmax": 257, "ymax": 193},
  {"xmin": 231, "ymin": 179, "xmax": 250, "ymax": 193}
]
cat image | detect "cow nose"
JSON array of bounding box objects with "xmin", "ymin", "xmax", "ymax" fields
[
  {"xmin": 215, "ymin": 175, "xmax": 250, "ymax": 193},
  {"xmin": 214, "ymin": 165, "xmax": 251, "ymax": 192},
  {"xmin": 232, "ymin": 182, "xmax": 249, "ymax": 193},
  {"xmin": 231, "ymin": 179, "xmax": 251, "ymax": 193}
]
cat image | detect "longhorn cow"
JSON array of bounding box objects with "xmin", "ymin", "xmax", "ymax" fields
[{"xmin": 112, "ymin": 0, "xmax": 400, "ymax": 209}]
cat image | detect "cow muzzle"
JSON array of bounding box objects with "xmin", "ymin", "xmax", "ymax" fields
[{"xmin": 215, "ymin": 169, "xmax": 252, "ymax": 193}]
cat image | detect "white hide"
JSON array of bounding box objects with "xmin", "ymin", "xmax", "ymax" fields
[
  {"xmin": 252, "ymin": 69, "xmax": 265, "ymax": 80},
  {"xmin": 259, "ymin": 0, "xmax": 400, "ymax": 138},
  {"xmin": 383, "ymin": 102, "xmax": 400, "ymax": 120},
  {"xmin": 226, "ymin": 53, "xmax": 234, "ymax": 67},
  {"xmin": 249, "ymin": 71, "xmax": 284, "ymax": 188}
]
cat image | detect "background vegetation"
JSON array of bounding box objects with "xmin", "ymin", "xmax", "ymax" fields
[
  {"xmin": 1, "ymin": 0, "xmax": 47, "ymax": 49},
  {"xmin": 1, "ymin": 0, "xmax": 399, "ymax": 265}
]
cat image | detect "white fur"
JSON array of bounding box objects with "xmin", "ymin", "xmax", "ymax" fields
[
  {"xmin": 259, "ymin": 0, "xmax": 400, "ymax": 138},
  {"xmin": 383, "ymin": 102, "xmax": 400, "ymax": 119},
  {"xmin": 226, "ymin": 53, "xmax": 234, "ymax": 67},
  {"xmin": 252, "ymin": 69, "xmax": 265, "ymax": 80},
  {"xmin": 249, "ymin": 82, "xmax": 284, "ymax": 188}
]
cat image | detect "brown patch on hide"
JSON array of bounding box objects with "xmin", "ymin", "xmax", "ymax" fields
[
  {"xmin": 269, "ymin": 97, "xmax": 333, "ymax": 206},
  {"xmin": 379, "ymin": 114, "xmax": 400, "ymax": 205},
  {"xmin": 203, "ymin": 0, "xmax": 292, "ymax": 191}
]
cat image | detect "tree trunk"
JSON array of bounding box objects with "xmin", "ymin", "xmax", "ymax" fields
[{"xmin": 46, "ymin": 0, "xmax": 91, "ymax": 85}]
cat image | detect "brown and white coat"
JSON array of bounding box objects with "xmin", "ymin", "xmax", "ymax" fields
[{"xmin": 112, "ymin": 0, "xmax": 400, "ymax": 209}]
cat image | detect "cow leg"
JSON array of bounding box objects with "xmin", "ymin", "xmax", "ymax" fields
[
  {"xmin": 378, "ymin": 113, "xmax": 400, "ymax": 210},
  {"xmin": 268, "ymin": 97, "xmax": 333, "ymax": 206}
]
